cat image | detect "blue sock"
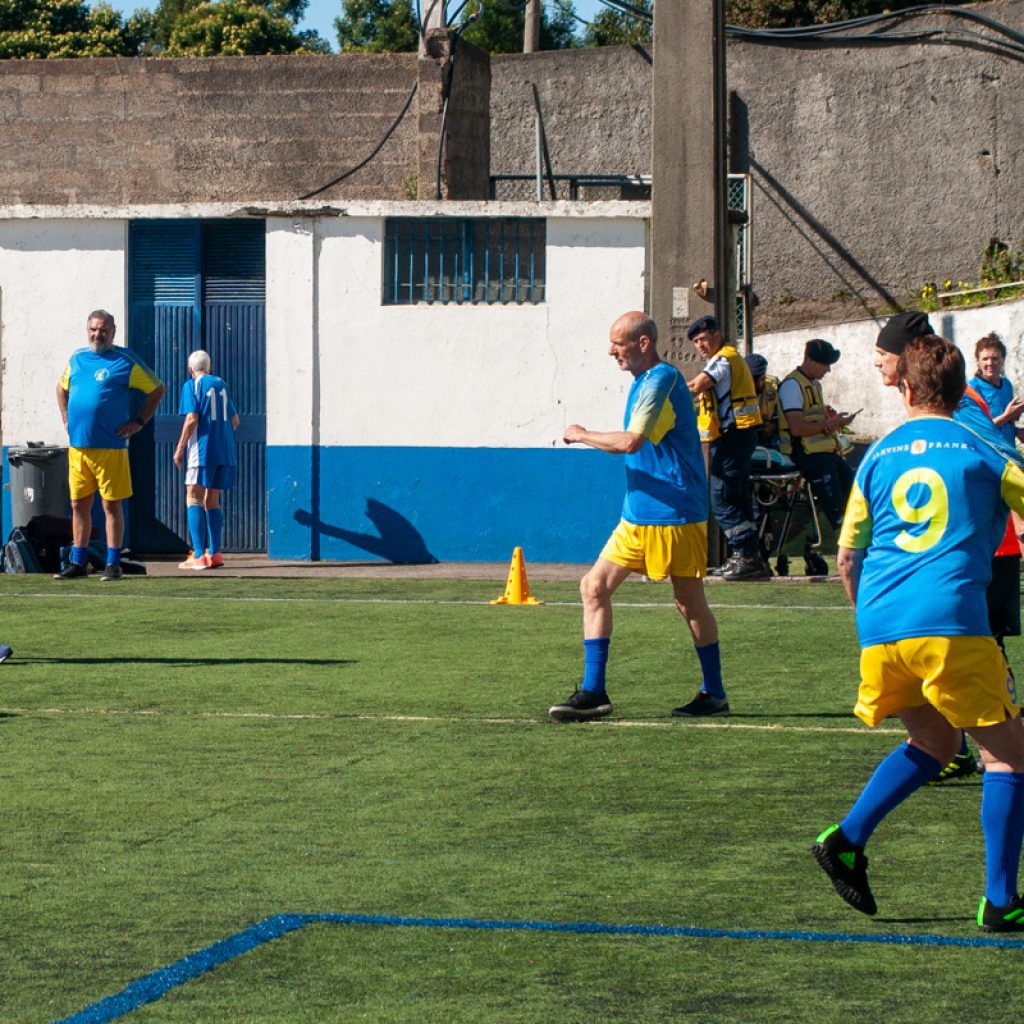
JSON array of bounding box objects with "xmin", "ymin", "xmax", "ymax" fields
[
  {"xmin": 982, "ymin": 771, "xmax": 1024, "ymax": 906},
  {"xmin": 71, "ymin": 545, "xmax": 89, "ymax": 567},
  {"xmin": 840, "ymin": 743, "xmax": 941, "ymax": 848},
  {"xmin": 207, "ymin": 508, "xmax": 224, "ymax": 556},
  {"xmin": 106, "ymin": 546, "xmax": 121, "ymax": 566},
  {"xmin": 187, "ymin": 505, "xmax": 207, "ymax": 556},
  {"xmin": 581, "ymin": 638, "xmax": 610, "ymax": 694},
  {"xmin": 695, "ymin": 642, "xmax": 725, "ymax": 699}
]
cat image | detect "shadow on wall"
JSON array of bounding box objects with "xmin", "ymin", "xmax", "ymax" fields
[
  {"xmin": 749, "ymin": 155, "xmax": 901, "ymax": 315},
  {"xmin": 294, "ymin": 499, "xmax": 439, "ymax": 564}
]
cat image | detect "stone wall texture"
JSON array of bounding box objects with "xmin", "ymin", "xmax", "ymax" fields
[
  {"xmin": 489, "ymin": 0, "xmax": 1024, "ymax": 324},
  {"xmin": 0, "ymin": 53, "xmax": 420, "ymax": 204}
]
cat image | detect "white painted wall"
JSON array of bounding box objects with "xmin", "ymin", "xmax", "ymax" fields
[
  {"xmin": 753, "ymin": 297, "xmax": 1024, "ymax": 440},
  {"xmin": 284, "ymin": 214, "xmax": 647, "ymax": 449},
  {"xmin": 0, "ymin": 219, "xmax": 127, "ymax": 447},
  {"xmin": 265, "ymin": 217, "xmax": 316, "ymax": 449}
]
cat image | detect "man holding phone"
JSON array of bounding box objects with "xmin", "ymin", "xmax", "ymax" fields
[{"xmin": 779, "ymin": 338, "xmax": 857, "ymax": 530}]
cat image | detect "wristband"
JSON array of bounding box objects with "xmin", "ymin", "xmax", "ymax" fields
[{"xmin": 133, "ymin": 416, "xmax": 146, "ymax": 428}]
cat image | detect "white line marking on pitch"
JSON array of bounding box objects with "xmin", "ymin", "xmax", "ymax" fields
[
  {"xmin": 3, "ymin": 592, "xmax": 851, "ymax": 612},
  {"xmin": 2, "ymin": 706, "xmax": 899, "ymax": 735}
]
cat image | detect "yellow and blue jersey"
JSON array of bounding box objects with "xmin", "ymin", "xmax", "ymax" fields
[
  {"xmin": 60, "ymin": 346, "xmax": 162, "ymax": 450},
  {"xmin": 621, "ymin": 361, "xmax": 708, "ymax": 526},
  {"xmin": 179, "ymin": 375, "xmax": 237, "ymax": 468},
  {"xmin": 839, "ymin": 415, "xmax": 1024, "ymax": 647}
]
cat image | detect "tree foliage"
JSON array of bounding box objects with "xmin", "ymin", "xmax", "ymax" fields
[
  {"xmin": 576, "ymin": 0, "xmax": 966, "ymax": 44},
  {"xmin": 459, "ymin": 0, "xmax": 577, "ymax": 54},
  {"xmin": 580, "ymin": 0, "xmax": 650, "ymax": 47},
  {"xmin": 335, "ymin": 0, "xmax": 578, "ymax": 55},
  {"xmin": 0, "ymin": 0, "xmax": 128, "ymax": 57},
  {"xmin": 164, "ymin": 0, "xmax": 327, "ymax": 54},
  {"xmin": 726, "ymin": 0, "xmax": 957, "ymax": 28},
  {"xmin": 334, "ymin": 0, "xmax": 417, "ymax": 52}
]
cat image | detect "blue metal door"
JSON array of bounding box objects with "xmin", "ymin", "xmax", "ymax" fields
[{"xmin": 128, "ymin": 219, "xmax": 267, "ymax": 553}]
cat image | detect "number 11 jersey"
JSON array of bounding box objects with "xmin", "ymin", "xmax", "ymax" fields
[
  {"xmin": 839, "ymin": 415, "xmax": 1024, "ymax": 647},
  {"xmin": 179, "ymin": 374, "xmax": 237, "ymax": 470}
]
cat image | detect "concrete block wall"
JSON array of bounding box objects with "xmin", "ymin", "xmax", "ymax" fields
[
  {"xmin": 490, "ymin": 45, "xmax": 652, "ymax": 201},
  {"xmin": 0, "ymin": 54, "xmax": 421, "ymax": 204}
]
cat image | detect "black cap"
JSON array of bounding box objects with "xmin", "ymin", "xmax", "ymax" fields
[
  {"xmin": 745, "ymin": 353, "xmax": 768, "ymax": 377},
  {"xmin": 876, "ymin": 311, "xmax": 934, "ymax": 354},
  {"xmin": 687, "ymin": 315, "xmax": 719, "ymax": 341},
  {"xmin": 805, "ymin": 338, "xmax": 840, "ymax": 365}
]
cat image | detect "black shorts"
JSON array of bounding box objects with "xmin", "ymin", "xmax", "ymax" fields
[{"xmin": 988, "ymin": 554, "xmax": 1021, "ymax": 640}]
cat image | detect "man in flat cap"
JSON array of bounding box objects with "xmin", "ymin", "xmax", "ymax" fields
[
  {"xmin": 687, "ymin": 315, "xmax": 768, "ymax": 580},
  {"xmin": 779, "ymin": 338, "xmax": 858, "ymax": 531}
]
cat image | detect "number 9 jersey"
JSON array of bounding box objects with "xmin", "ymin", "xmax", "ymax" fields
[{"xmin": 839, "ymin": 415, "xmax": 1024, "ymax": 647}]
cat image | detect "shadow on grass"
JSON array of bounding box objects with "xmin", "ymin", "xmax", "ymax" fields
[{"xmin": 19, "ymin": 657, "xmax": 356, "ymax": 666}]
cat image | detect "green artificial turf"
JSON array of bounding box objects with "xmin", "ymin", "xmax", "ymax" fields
[{"xmin": 1, "ymin": 575, "xmax": 1019, "ymax": 1023}]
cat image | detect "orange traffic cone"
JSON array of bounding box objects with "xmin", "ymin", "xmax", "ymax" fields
[{"xmin": 490, "ymin": 547, "xmax": 543, "ymax": 605}]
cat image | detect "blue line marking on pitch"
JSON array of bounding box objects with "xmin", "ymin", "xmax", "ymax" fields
[{"xmin": 54, "ymin": 911, "xmax": 1024, "ymax": 1024}]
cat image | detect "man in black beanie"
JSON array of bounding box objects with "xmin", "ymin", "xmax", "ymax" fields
[
  {"xmin": 874, "ymin": 310, "xmax": 934, "ymax": 385},
  {"xmin": 872, "ymin": 309, "xmax": 1021, "ymax": 785}
]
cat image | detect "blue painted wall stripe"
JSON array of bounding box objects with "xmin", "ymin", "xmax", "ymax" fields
[
  {"xmin": 55, "ymin": 910, "xmax": 1024, "ymax": 1024},
  {"xmin": 267, "ymin": 445, "xmax": 625, "ymax": 563}
]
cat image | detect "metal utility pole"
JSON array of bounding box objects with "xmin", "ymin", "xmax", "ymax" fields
[
  {"xmin": 650, "ymin": 0, "xmax": 730, "ymax": 370},
  {"xmin": 524, "ymin": 0, "xmax": 540, "ymax": 53}
]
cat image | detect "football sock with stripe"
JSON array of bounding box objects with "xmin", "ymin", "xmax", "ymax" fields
[
  {"xmin": 581, "ymin": 638, "xmax": 610, "ymax": 694},
  {"xmin": 840, "ymin": 742, "xmax": 941, "ymax": 848},
  {"xmin": 695, "ymin": 641, "xmax": 724, "ymax": 699},
  {"xmin": 207, "ymin": 508, "xmax": 224, "ymax": 556},
  {"xmin": 187, "ymin": 504, "xmax": 207, "ymax": 557},
  {"xmin": 981, "ymin": 771, "xmax": 1024, "ymax": 907}
]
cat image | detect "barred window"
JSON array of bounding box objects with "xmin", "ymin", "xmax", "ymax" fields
[{"xmin": 383, "ymin": 218, "xmax": 546, "ymax": 305}]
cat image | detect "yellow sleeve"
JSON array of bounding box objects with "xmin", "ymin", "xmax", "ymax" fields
[
  {"xmin": 58, "ymin": 363, "xmax": 70, "ymax": 390},
  {"xmin": 1000, "ymin": 461, "xmax": 1024, "ymax": 516},
  {"xmin": 129, "ymin": 363, "xmax": 161, "ymax": 395},
  {"xmin": 626, "ymin": 374, "xmax": 677, "ymax": 444},
  {"xmin": 838, "ymin": 482, "xmax": 872, "ymax": 549}
]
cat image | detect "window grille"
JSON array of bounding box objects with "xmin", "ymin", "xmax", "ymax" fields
[{"xmin": 383, "ymin": 218, "xmax": 546, "ymax": 305}]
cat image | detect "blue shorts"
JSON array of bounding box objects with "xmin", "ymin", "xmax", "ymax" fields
[{"xmin": 186, "ymin": 464, "xmax": 236, "ymax": 490}]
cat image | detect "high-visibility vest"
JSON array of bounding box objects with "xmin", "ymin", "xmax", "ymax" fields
[
  {"xmin": 696, "ymin": 345, "xmax": 762, "ymax": 443},
  {"xmin": 779, "ymin": 368, "xmax": 839, "ymax": 456}
]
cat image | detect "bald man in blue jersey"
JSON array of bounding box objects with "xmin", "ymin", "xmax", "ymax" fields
[
  {"xmin": 812, "ymin": 335, "xmax": 1024, "ymax": 932},
  {"xmin": 549, "ymin": 311, "xmax": 728, "ymax": 722}
]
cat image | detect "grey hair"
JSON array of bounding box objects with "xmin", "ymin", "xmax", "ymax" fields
[
  {"xmin": 87, "ymin": 309, "xmax": 116, "ymax": 329},
  {"xmin": 188, "ymin": 350, "xmax": 211, "ymax": 373}
]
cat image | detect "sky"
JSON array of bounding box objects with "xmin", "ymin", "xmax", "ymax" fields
[{"xmin": 107, "ymin": 0, "xmax": 614, "ymax": 50}]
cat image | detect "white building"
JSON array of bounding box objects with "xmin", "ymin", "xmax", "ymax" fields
[{"xmin": 0, "ymin": 201, "xmax": 648, "ymax": 562}]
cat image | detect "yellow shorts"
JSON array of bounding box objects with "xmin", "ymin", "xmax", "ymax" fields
[
  {"xmin": 68, "ymin": 447, "xmax": 133, "ymax": 502},
  {"xmin": 855, "ymin": 635, "xmax": 1019, "ymax": 729},
  {"xmin": 600, "ymin": 520, "xmax": 708, "ymax": 582}
]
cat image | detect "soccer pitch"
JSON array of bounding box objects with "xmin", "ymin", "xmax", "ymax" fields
[{"xmin": 2, "ymin": 574, "xmax": 1022, "ymax": 1024}]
